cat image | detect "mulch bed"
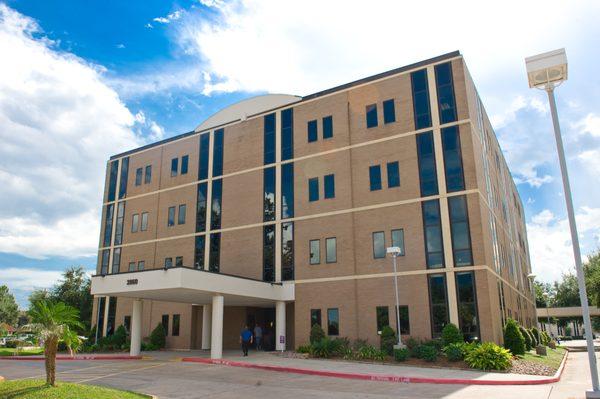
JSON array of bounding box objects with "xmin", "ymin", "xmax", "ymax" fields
[{"xmin": 509, "ymin": 358, "xmax": 557, "ymax": 376}]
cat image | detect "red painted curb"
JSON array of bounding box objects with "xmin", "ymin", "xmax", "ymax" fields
[
  {"xmin": 0, "ymin": 355, "xmax": 142, "ymax": 361},
  {"xmin": 182, "ymin": 351, "xmax": 568, "ymax": 386}
]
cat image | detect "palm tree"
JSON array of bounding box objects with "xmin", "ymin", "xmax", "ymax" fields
[
  {"xmin": 27, "ymin": 300, "xmax": 82, "ymax": 386},
  {"xmin": 61, "ymin": 326, "xmax": 82, "ymax": 357}
]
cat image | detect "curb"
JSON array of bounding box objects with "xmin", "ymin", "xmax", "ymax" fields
[
  {"xmin": 182, "ymin": 351, "xmax": 569, "ymax": 386},
  {"xmin": 0, "ymin": 355, "xmax": 142, "ymax": 361}
]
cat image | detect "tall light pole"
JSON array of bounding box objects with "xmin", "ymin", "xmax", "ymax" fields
[
  {"xmin": 525, "ymin": 48, "xmax": 599, "ymax": 398},
  {"xmin": 387, "ymin": 246, "xmax": 405, "ymax": 349},
  {"xmin": 527, "ymin": 273, "xmax": 536, "ymax": 329}
]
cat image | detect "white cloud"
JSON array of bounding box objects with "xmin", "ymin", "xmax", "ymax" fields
[
  {"xmin": 574, "ymin": 113, "xmax": 600, "ymax": 138},
  {"xmin": 0, "ymin": 267, "xmax": 62, "ymax": 291},
  {"xmin": 116, "ymin": 43, "xmax": 125, "ymax": 49},
  {"xmin": 0, "ymin": 4, "xmax": 143, "ymax": 259},
  {"xmin": 153, "ymin": 10, "xmax": 182, "ymax": 24}
]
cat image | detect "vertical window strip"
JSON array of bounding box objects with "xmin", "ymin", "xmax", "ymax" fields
[
  {"xmin": 196, "ymin": 183, "xmax": 208, "ymax": 232},
  {"xmin": 410, "ymin": 68, "xmax": 432, "ymax": 129},
  {"xmin": 194, "ymin": 235, "xmax": 205, "ymax": 269},
  {"xmin": 263, "ymin": 224, "xmax": 275, "ymax": 282},
  {"xmin": 281, "ymin": 108, "xmax": 293, "ymax": 161},
  {"xmin": 455, "ymin": 271, "xmax": 479, "ymax": 340},
  {"xmin": 324, "ymin": 174, "xmax": 335, "ymax": 199},
  {"xmin": 209, "ymin": 232, "xmax": 220, "ymax": 272},
  {"xmin": 181, "ymin": 155, "xmax": 189, "ymax": 175},
  {"xmin": 281, "ymin": 163, "xmax": 294, "ymax": 219},
  {"xmin": 263, "ymin": 167, "xmax": 276, "ymax": 222},
  {"xmin": 434, "ymin": 62, "xmax": 457, "ymax": 124},
  {"xmin": 210, "ymin": 179, "xmax": 222, "ymax": 230},
  {"xmin": 422, "ymin": 199, "xmax": 444, "ymax": 269},
  {"xmin": 100, "ymin": 249, "xmax": 110, "ymax": 275},
  {"xmin": 281, "ymin": 222, "xmax": 294, "ymax": 281},
  {"xmin": 107, "ymin": 160, "xmax": 119, "ymax": 202},
  {"xmin": 264, "ymin": 113, "xmax": 276, "ymax": 164},
  {"xmin": 416, "ymin": 132, "xmax": 439, "ymax": 196},
  {"xmin": 198, "ymin": 133, "xmax": 210, "ymax": 180},
  {"xmin": 428, "ymin": 273, "xmax": 449, "ymax": 337},
  {"xmin": 114, "ymin": 202, "xmax": 125, "ymax": 245},
  {"xmin": 448, "ymin": 195, "xmax": 473, "ymax": 266},
  {"xmin": 103, "ymin": 204, "xmax": 114, "ymax": 247},
  {"xmin": 118, "ymin": 157, "xmax": 129, "ymax": 199},
  {"xmin": 441, "ymin": 126, "xmax": 465, "ymax": 192},
  {"xmin": 213, "ymin": 129, "xmax": 224, "ymax": 177},
  {"xmin": 171, "ymin": 158, "xmax": 178, "ymax": 177},
  {"xmin": 135, "ymin": 168, "xmax": 143, "ymax": 186}
]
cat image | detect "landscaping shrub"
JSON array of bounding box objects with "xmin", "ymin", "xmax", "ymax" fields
[
  {"xmin": 413, "ymin": 343, "xmax": 439, "ymax": 362},
  {"xmin": 87, "ymin": 325, "xmax": 97, "ymax": 342},
  {"xmin": 464, "ymin": 342, "xmax": 512, "ymax": 371},
  {"xmin": 149, "ymin": 323, "xmax": 166, "ymax": 349},
  {"xmin": 531, "ymin": 327, "xmax": 541, "ymax": 347},
  {"xmin": 443, "ymin": 342, "xmax": 466, "ymax": 361},
  {"xmin": 356, "ymin": 344, "xmax": 386, "ymax": 361},
  {"xmin": 5, "ymin": 339, "xmax": 18, "ymax": 349},
  {"xmin": 519, "ymin": 326, "xmax": 532, "ymax": 351},
  {"xmin": 393, "ymin": 347, "xmax": 410, "ymax": 362},
  {"xmin": 441, "ymin": 323, "xmax": 463, "ymax": 346},
  {"xmin": 331, "ymin": 337, "xmax": 351, "ymax": 357},
  {"xmin": 309, "ymin": 324, "xmax": 326, "ymax": 345},
  {"xmin": 297, "ymin": 345, "xmax": 311, "ymax": 354},
  {"xmin": 380, "ymin": 326, "xmax": 397, "ymax": 355},
  {"xmin": 503, "ymin": 318, "xmax": 525, "ymax": 356},
  {"xmin": 310, "ymin": 338, "xmax": 336, "ymax": 358},
  {"xmin": 112, "ymin": 325, "xmax": 127, "ymax": 349},
  {"xmin": 405, "ymin": 337, "xmax": 420, "ymax": 351},
  {"xmin": 141, "ymin": 342, "xmax": 158, "ymax": 351},
  {"xmin": 541, "ymin": 331, "xmax": 550, "ymax": 346},
  {"xmin": 351, "ymin": 338, "xmax": 369, "ymax": 351}
]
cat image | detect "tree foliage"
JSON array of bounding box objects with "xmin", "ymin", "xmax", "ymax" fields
[
  {"xmin": 584, "ymin": 250, "xmax": 600, "ymax": 307},
  {"xmin": 0, "ymin": 285, "xmax": 19, "ymax": 326}
]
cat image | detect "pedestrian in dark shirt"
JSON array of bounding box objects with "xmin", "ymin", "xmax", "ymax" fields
[{"xmin": 240, "ymin": 325, "xmax": 253, "ymax": 356}]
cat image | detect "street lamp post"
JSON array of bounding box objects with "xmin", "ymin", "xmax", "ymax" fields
[
  {"xmin": 527, "ymin": 273, "xmax": 536, "ymax": 328},
  {"xmin": 387, "ymin": 246, "xmax": 405, "ymax": 349},
  {"xmin": 525, "ymin": 48, "xmax": 599, "ymax": 398}
]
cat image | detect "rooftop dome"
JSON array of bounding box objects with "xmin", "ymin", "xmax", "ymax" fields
[{"xmin": 194, "ymin": 94, "xmax": 301, "ymax": 132}]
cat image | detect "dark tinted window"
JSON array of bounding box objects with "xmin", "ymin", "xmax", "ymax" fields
[
  {"xmin": 376, "ymin": 306, "xmax": 389, "ymax": 332},
  {"xmin": 411, "ymin": 69, "xmax": 432, "ymax": 129},
  {"xmin": 144, "ymin": 165, "xmax": 152, "ymax": 184},
  {"xmin": 308, "ymin": 178, "xmax": 319, "ymax": 202},
  {"xmin": 118, "ymin": 157, "xmax": 129, "ymax": 199},
  {"xmin": 171, "ymin": 157, "xmax": 178, "ymax": 177},
  {"xmin": 397, "ymin": 305, "xmax": 410, "ymax": 335},
  {"xmin": 175, "ymin": 256, "xmax": 183, "ymax": 267},
  {"xmin": 383, "ymin": 99, "xmax": 396, "ymax": 124},
  {"xmin": 194, "ymin": 235, "xmax": 205, "ymax": 269},
  {"xmin": 181, "ymin": 155, "xmax": 189, "ymax": 175},
  {"xmin": 263, "ymin": 167, "xmax": 276, "ymax": 222},
  {"xmin": 311, "ymin": 309, "xmax": 321, "ymax": 327},
  {"xmin": 322, "ymin": 116, "xmax": 333, "ymax": 139},
  {"xmin": 100, "ymin": 249, "xmax": 110, "ymax": 275},
  {"xmin": 263, "ymin": 224, "xmax": 275, "ymax": 282},
  {"xmin": 103, "ymin": 204, "xmax": 114, "ymax": 247},
  {"xmin": 281, "ymin": 163, "xmax": 294, "ymax": 219},
  {"xmin": 107, "ymin": 160, "xmax": 118, "ymax": 202},
  {"xmin": 114, "ymin": 202, "xmax": 125, "ymax": 245},
  {"xmin": 172, "ymin": 314, "xmax": 180, "ymax": 336},
  {"xmin": 373, "ymin": 231, "xmax": 385, "ymax": 259},
  {"xmin": 416, "ymin": 132, "xmax": 438, "ymax": 196},
  {"xmin": 456, "ymin": 271, "xmax": 479, "ymax": 340},
  {"xmin": 198, "ymin": 133, "xmax": 210, "ymax": 180},
  {"xmin": 264, "ymin": 113, "xmax": 276, "ymax": 164},
  {"xmin": 428, "ymin": 274, "xmax": 449, "ymax": 337},
  {"xmin": 327, "ymin": 308, "xmax": 339, "ymax": 336},
  {"xmin": 281, "ymin": 108, "xmax": 293, "ymax": 161},
  {"xmin": 213, "ymin": 129, "xmax": 224, "ymax": 177},
  {"xmin": 435, "ymin": 62, "xmax": 457, "ymax": 124},
  {"xmin": 324, "ymin": 174, "xmax": 335, "ymax": 199},
  {"xmin": 441, "ymin": 126, "xmax": 465, "ymax": 192},
  {"xmin": 449, "ymin": 195, "xmax": 473, "ymax": 266},
  {"xmin": 386, "ymin": 161, "xmax": 400, "ymax": 188},
  {"xmin": 282, "ymin": 222, "xmax": 294, "ymax": 281},
  {"xmin": 209, "ymin": 233, "xmax": 220, "ymax": 272},
  {"xmin": 210, "ymin": 179, "xmax": 222, "ymax": 230},
  {"xmin": 135, "ymin": 168, "xmax": 143, "ymax": 186},
  {"xmin": 307, "ymin": 120, "xmax": 318, "ymax": 142},
  {"xmin": 168, "ymin": 206, "xmax": 175, "ymax": 227},
  {"xmin": 369, "ymin": 165, "xmax": 382, "ymax": 191},
  {"xmin": 422, "ymin": 200, "xmax": 444, "ymax": 268},
  {"xmin": 164, "ymin": 257, "xmax": 173, "ymax": 268},
  {"xmin": 366, "ymin": 104, "xmax": 378, "ymax": 128},
  {"xmin": 161, "ymin": 315, "xmax": 169, "ymax": 336},
  {"xmin": 178, "ymin": 204, "xmax": 186, "ymax": 225},
  {"xmin": 196, "ymin": 183, "xmax": 207, "ymax": 232}
]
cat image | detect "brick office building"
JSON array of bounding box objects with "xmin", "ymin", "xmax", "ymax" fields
[{"xmin": 91, "ymin": 51, "xmax": 536, "ymax": 358}]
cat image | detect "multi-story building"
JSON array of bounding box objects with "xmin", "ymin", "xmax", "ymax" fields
[{"xmin": 91, "ymin": 51, "xmax": 536, "ymax": 358}]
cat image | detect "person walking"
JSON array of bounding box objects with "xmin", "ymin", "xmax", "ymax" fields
[
  {"xmin": 240, "ymin": 325, "xmax": 253, "ymax": 357},
  {"xmin": 254, "ymin": 324, "xmax": 263, "ymax": 351}
]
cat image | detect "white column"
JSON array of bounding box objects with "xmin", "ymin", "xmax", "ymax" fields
[
  {"xmin": 130, "ymin": 299, "xmax": 142, "ymax": 356},
  {"xmin": 210, "ymin": 295, "xmax": 224, "ymax": 359},
  {"xmin": 275, "ymin": 301, "xmax": 286, "ymax": 351},
  {"xmin": 102, "ymin": 296, "xmax": 110, "ymax": 337},
  {"xmin": 201, "ymin": 304, "xmax": 212, "ymax": 350}
]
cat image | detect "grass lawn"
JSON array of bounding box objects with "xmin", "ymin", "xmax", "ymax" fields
[
  {"xmin": 0, "ymin": 379, "xmax": 149, "ymax": 398},
  {"xmin": 0, "ymin": 348, "xmax": 44, "ymax": 356},
  {"xmin": 519, "ymin": 347, "xmax": 567, "ymax": 369}
]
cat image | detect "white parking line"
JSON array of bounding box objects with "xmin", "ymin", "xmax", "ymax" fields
[{"xmin": 77, "ymin": 362, "xmax": 168, "ymax": 383}]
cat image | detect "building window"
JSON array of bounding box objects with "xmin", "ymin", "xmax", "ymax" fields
[
  {"xmin": 282, "ymin": 222, "xmax": 294, "ymax": 281},
  {"xmin": 194, "ymin": 235, "xmax": 205, "ymax": 269},
  {"xmin": 311, "ymin": 309, "xmax": 321, "ymax": 327},
  {"xmin": 366, "ymin": 103, "xmax": 378, "ymax": 128},
  {"xmin": 264, "ymin": 167, "xmax": 276, "ymax": 222},
  {"xmin": 96, "ymin": 297, "xmax": 106, "ymax": 339},
  {"xmin": 144, "ymin": 165, "xmax": 152, "ymax": 184},
  {"xmin": 168, "ymin": 206, "xmax": 175, "ymax": 227},
  {"xmin": 178, "ymin": 204, "xmax": 186, "ymax": 225},
  {"xmin": 264, "ymin": 113, "xmax": 276, "ymax": 165},
  {"xmin": 456, "ymin": 271, "xmax": 479, "ymax": 341},
  {"xmin": 213, "ymin": 129, "xmax": 224, "ymax": 177},
  {"xmin": 137, "ymin": 260, "xmax": 145, "ymax": 270},
  {"xmin": 114, "ymin": 202, "xmax": 125, "ymax": 245},
  {"xmin": 135, "ymin": 168, "xmax": 143, "ymax": 186},
  {"xmin": 118, "ymin": 157, "xmax": 129, "ymax": 199},
  {"xmin": 386, "ymin": 161, "xmax": 400, "ymax": 188},
  {"xmin": 210, "ymin": 179, "xmax": 222, "ymax": 230},
  {"xmin": 281, "ymin": 163, "xmax": 294, "ymax": 219},
  {"xmin": 263, "ymin": 225, "xmax": 275, "ymax": 282},
  {"xmin": 397, "ymin": 305, "xmax": 410, "ymax": 335},
  {"xmin": 441, "ymin": 126, "xmax": 465, "ymax": 192},
  {"xmin": 307, "ymin": 120, "xmax": 318, "ymax": 143},
  {"xmin": 128, "ymin": 262, "xmax": 136, "ymax": 272},
  {"xmin": 376, "ymin": 306, "xmax": 389, "ymax": 333},
  {"xmin": 131, "ymin": 214, "xmax": 139, "ymax": 233},
  {"xmin": 309, "ymin": 239, "xmax": 320, "ymax": 265},
  {"xmin": 100, "ymin": 249, "xmax": 110, "ymax": 275},
  {"xmin": 103, "ymin": 204, "xmax": 114, "ymax": 247},
  {"xmin": 281, "ymin": 109, "xmax": 293, "ymax": 161},
  {"xmin": 171, "ymin": 158, "xmax": 178, "ymax": 177},
  {"xmin": 391, "ymin": 229, "xmax": 405, "ymax": 256},
  {"xmin": 196, "ymin": 183, "xmax": 208, "ymax": 232},
  {"xmin": 124, "ymin": 315, "xmax": 131, "ymax": 333},
  {"xmin": 181, "ymin": 155, "xmax": 189, "ymax": 175},
  {"xmin": 141, "ymin": 212, "xmax": 148, "ymax": 231},
  {"xmin": 326, "ymin": 237, "xmax": 337, "ymax": 263},
  {"xmin": 107, "ymin": 160, "xmax": 118, "ymax": 202},
  {"xmin": 416, "ymin": 131, "xmax": 438, "ymax": 197},
  {"xmin": 172, "ymin": 314, "xmax": 180, "ymax": 336},
  {"xmin": 327, "ymin": 308, "xmax": 339, "ymax": 336},
  {"xmin": 428, "ymin": 274, "xmax": 449, "ymax": 337},
  {"xmin": 209, "ymin": 233, "xmax": 220, "ymax": 272},
  {"xmin": 383, "ymin": 99, "xmax": 396, "ymax": 124},
  {"xmin": 448, "ymin": 195, "xmax": 473, "ymax": 266},
  {"xmin": 435, "ymin": 62, "xmax": 457, "ymax": 124},
  {"xmin": 308, "ymin": 178, "xmax": 319, "ymax": 202},
  {"xmin": 372, "ymin": 231, "xmax": 386, "ymax": 259},
  {"xmin": 369, "ymin": 165, "xmax": 382, "ymax": 191},
  {"xmin": 111, "ymin": 248, "xmax": 121, "ymax": 274},
  {"xmin": 322, "ymin": 116, "xmax": 333, "ymax": 139},
  {"xmin": 422, "ymin": 200, "xmax": 444, "ymax": 269},
  {"xmin": 175, "ymin": 256, "xmax": 183, "ymax": 267},
  {"xmin": 162, "ymin": 315, "xmax": 169, "ymax": 336},
  {"xmin": 411, "ymin": 68, "xmax": 432, "ymax": 129},
  {"xmin": 164, "ymin": 257, "xmax": 173, "ymax": 268},
  {"xmin": 324, "ymin": 174, "xmax": 335, "ymax": 199},
  {"xmin": 198, "ymin": 133, "xmax": 210, "ymax": 180}
]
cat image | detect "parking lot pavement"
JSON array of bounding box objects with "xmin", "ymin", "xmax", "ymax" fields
[{"xmin": 0, "ymin": 352, "xmax": 596, "ymax": 399}]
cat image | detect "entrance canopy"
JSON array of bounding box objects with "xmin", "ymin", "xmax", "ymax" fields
[{"xmin": 91, "ymin": 267, "xmax": 294, "ymax": 307}]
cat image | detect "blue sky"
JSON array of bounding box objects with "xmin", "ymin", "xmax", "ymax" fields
[{"xmin": 0, "ymin": 0, "xmax": 599, "ymax": 308}]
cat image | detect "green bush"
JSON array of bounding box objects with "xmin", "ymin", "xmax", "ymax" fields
[
  {"xmin": 141, "ymin": 342, "xmax": 158, "ymax": 351},
  {"xmin": 352, "ymin": 338, "xmax": 369, "ymax": 351},
  {"xmin": 541, "ymin": 331, "xmax": 550, "ymax": 346},
  {"xmin": 393, "ymin": 347, "xmax": 410, "ymax": 362},
  {"xmin": 5, "ymin": 340, "xmax": 18, "ymax": 348},
  {"xmin": 519, "ymin": 326, "xmax": 532, "ymax": 351},
  {"xmin": 88, "ymin": 325, "xmax": 97, "ymax": 342},
  {"xmin": 528, "ymin": 328, "xmax": 538, "ymax": 346},
  {"xmin": 310, "ymin": 338, "xmax": 336, "ymax": 358},
  {"xmin": 331, "ymin": 337, "xmax": 351, "ymax": 356},
  {"xmin": 503, "ymin": 319, "xmax": 525, "ymax": 356},
  {"xmin": 443, "ymin": 342, "xmax": 466, "ymax": 361},
  {"xmin": 531, "ymin": 327, "xmax": 541, "ymax": 347},
  {"xmin": 356, "ymin": 344, "xmax": 386, "ymax": 361},
  {"xmin": 441, "ymin": 323, "xmax": 463, "ymax": 346},
  {"xmin": 112, "ymin": 325, "xmax": 128, "ymax": 348},
  {"xmin": 309, "ymin": 324, "xmax": 326, "ymax": 345},
  {"xmin": 465, "ymin": 342, "xmax": 512, "ymax": 371},
  {"xmin": 149, "ymin": 323, "xmax": 166, "ymax": 349},
  {"xmin": 413, "ymin": 343, "xmax": 438, "ymax": 361},
  {"xmin": 380, "ymin": 326, "xmax": 397, "ymax": 355},
  {"xmin": 405, "ymin": 337, "xmax": 420, "ymax": 351},
  {"xmin": 297, "ymin": 344, "xmax": 311, "ymax": 354}
]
